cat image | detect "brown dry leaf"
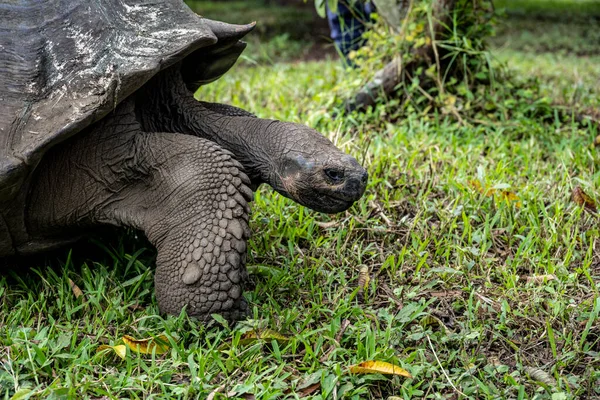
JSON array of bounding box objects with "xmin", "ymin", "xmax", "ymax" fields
[
  {"xmin": 122, "ymin": 334, "xmax": 170, "ymax": 355},
  {"xmin": 206, "ymin": 384, "xmax": 226, "ymax": 400},
  {"xmin": 526, "ymin": 274, "xmax": 556, "ymax": 284},
  {"xmin": 298, "ymin": 383, "xmax": 321, "ymax": 398},
  {"xmin": 487, "ymin": 356, "xmax": 502, "ymax": 367},
  {"xmin": 357, "ymin": 266, "xmax": 370, "ymax": 303},
  {"xmin": 524, "ymin": 366, "xmax": 557, "ymax": 387},
  {"xmin": 97, "ymin": 344, "xmax": 126, "ymax": 360},
  {"xmin": 315, "ymin": 220, "xmax": 340, "ymax": 229},
  {"xmin": 349, "ymin": 361, "xmax": 412, "ymax": 378},
  {"xmin": 572, "ymin": 186, "xmax": 597, "ymax": 213},
  {"xmin": 68, "ymin": 279, "xmax": 84, "ymax": 299},
  {"xmin": 426, "ymin": 290, "xmax": 463, "ymax": 299},
  {"xmin": 239, "ymin": 329, "xmax": 290, "ymax": 345}
]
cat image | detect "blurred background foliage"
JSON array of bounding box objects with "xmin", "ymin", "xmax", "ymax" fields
[{"xmin": 186, "ymin": 0, "xmax": 600, "ymax": 127}]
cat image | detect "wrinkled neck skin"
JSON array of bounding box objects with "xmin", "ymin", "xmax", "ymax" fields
[
  {"xmin": 137, "ymin": 65, "xmax": 368, "ymax": 214},
  {"xmin": 137, "ymin": 68, "xmax": 281, "ymax": 190}
]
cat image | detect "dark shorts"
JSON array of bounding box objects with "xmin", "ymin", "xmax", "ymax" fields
[{"xmin": 326, "ymin": 1, "xmax": 375, "ymax": 61}]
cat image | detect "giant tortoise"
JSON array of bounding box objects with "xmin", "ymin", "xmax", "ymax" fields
[{"xmin": 0, "ymin": 0, "xmax": 368, "ymax": 321}]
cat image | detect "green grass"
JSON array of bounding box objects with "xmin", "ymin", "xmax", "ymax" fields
[
  {"xmin": 491, "ymin": 0, "xmax": 600, "ymax": 56},
  {"xmin": 494, "ymin": 0, "xmax": 600, "ymax": 17},
  {"xmin": 2, "ymin": 4, "xmax": 600, "ymax": 400}
]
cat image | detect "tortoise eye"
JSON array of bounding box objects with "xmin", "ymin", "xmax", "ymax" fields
[{"xmin": 324, "ymin": 168, "xmax": 345, "ymax": 183}]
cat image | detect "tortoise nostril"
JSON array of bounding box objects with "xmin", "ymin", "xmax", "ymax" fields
[
  {"xmin": 360, "ymin": 169, "xmax": 368, "ymax": 183},
  {"xmin": 324, "ymin": 168, "xmax": 345, "ymax": 183}
]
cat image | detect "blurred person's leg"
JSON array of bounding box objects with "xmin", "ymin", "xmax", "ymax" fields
[{"xmin": 326, "ymin": 1, "xmax": 374, "ymax": 65}]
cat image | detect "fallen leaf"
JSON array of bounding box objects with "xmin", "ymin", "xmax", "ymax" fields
[
  {"xmin": 526, "ymin": 274, "xmax": 556, "ymax": 284},
  {"xmin": 239, "ymin": 329, "xmax": 290, "ymax": 345},
  {"xmin": 488, "ymin": 356, "xmax": 502, "ymax": 367},
  {"xmin": 421, "ymin": 314, "xmax": 451, "ymax": 334},
  {"xmin": 572, "ymin": 186, "xmax": 597, "ymax": 213},
  {"xmin": 524, "ymin": 366, "xmax": 557, "ymax": 387},
  {"xmin": 500, "ymin": 190, "xmax": 521, "ymax": 206},
  {"xmin": 594, "ymin": 134, "xmax": 600, "ymax": 147},
  {"xmin": 469, "ymin": 180, "xmax": 521, "ymax": 207},
  {"xmin": 97, "ymin": 344, "xmax": 126, "ymax": 360},
  {"xmin": 425, "ymin": 290, "xmax": 463, "ymax": 299},
  {"xmin": 207, "ymin": 384, "xmax": 226, "ymax": 400},
  {"xmin": 357, "ymin": 265, "xmax": 370, "ymax": 303},
  {"xmin": 349, "ymin": 360, "xmax": 412, "ymax": 378},
  {"xmin": 122, "ymin": 334, "xmax": 170, "ymax": 355},
  {"xmin": 68, "ymin": 278, "xmax": 83, "ymax": 299},
  {"xmin": 315, "ymin": 220, "xmax": 340, "ymax": 229},
  {"xmin": 299, "ymin": 382, "xmax": 321, "ymax": 398}
]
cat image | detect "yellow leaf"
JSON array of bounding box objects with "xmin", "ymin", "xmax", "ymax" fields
[
  {"xmin": 594, "ymin": 134, "xmax": 600, "ymax": 147},
  {"xmin": 469, "ymin": 179, "xmax": 491, "ymax": 196},
  {"xmin": 349, "ymin": 360, "xmax": 412, "ymax": 378},
  {"xmin": 68, "ymin": 278, "xmax": 84, "ymax": 299},
  {"xmin": 97, "ymin": 344, "xmax": 126, "ymax": 360},
  {"xmin": 239, "ymin": 329, "xmax": 290, "ymax": 345},
  {"xmin": 421, "ymin": 314, "xmax": 450, "ymax": 334},
  {"xmin": 469, "ymin": 180, "xmax": 521, "ymax": 207},
  {"xmin": 572, "ymin": 186, "xmax": 597, "ymax": 213},
  {"xmin": 122, "ymin": 334, "xmax": 170, "ymax": 355},
  {"xmin": 444, "ymin": 95, "xmax": 457, "ymax": 107}
]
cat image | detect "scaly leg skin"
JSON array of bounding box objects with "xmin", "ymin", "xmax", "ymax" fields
[{"xmin": 26, "ymin": 100, "xmax": 253, "ymax": 321}]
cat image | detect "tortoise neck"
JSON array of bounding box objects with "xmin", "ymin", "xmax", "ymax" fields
[{"xmin": 136, "ymin": 67, "xmax": 279, "ymax": 188}]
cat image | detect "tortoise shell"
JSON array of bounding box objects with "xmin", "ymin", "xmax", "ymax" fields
[{"xmin": 0, "ymin": 0, "xmax": 253, "ymax": 203}]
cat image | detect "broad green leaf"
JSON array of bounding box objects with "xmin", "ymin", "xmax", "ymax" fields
[
  {"xmin": 10, "ymin": 389, "xmax": 33, "ymax": 400},
  {"xmin": 315, "ymin": 0, "xmax": 326, "ymax": 18}
]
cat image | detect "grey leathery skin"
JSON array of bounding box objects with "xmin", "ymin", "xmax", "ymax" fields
[
  {"xmin": 0, "ymin": 0, "xmax": 368, "ymax": 322},
  {"xmin": 27, "ymin": 100, "xmax": 252, "ymax": 321},
  {"xmin": 137, "ymin": 66, "xmax": 368, "ymax": 214}
]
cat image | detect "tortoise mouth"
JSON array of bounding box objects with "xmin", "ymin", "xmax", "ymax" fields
[
  {"xmin": 310, "ymin": 197, "xmax": 354, "ymax": 214},
  {"xmin": 280, "ymin": 190, "xmax": 354, "ymax": 214},
  {"xmin": 275, "ymin": 178, "xmax": 366, "ymax": 214}
]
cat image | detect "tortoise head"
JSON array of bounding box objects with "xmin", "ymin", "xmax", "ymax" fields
[{"xmin": 262, "ymin": 122, "xmax": 368, "ymax": 214}]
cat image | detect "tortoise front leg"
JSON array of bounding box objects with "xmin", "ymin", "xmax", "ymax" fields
[{"xmin": 27, "ymin": 104, "xmax": 253, "ymax": 321}]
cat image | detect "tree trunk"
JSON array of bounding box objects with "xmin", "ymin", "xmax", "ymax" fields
[{"xmin": 344, "ymin": 0, "xmax": 456, "ymax": 113}]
